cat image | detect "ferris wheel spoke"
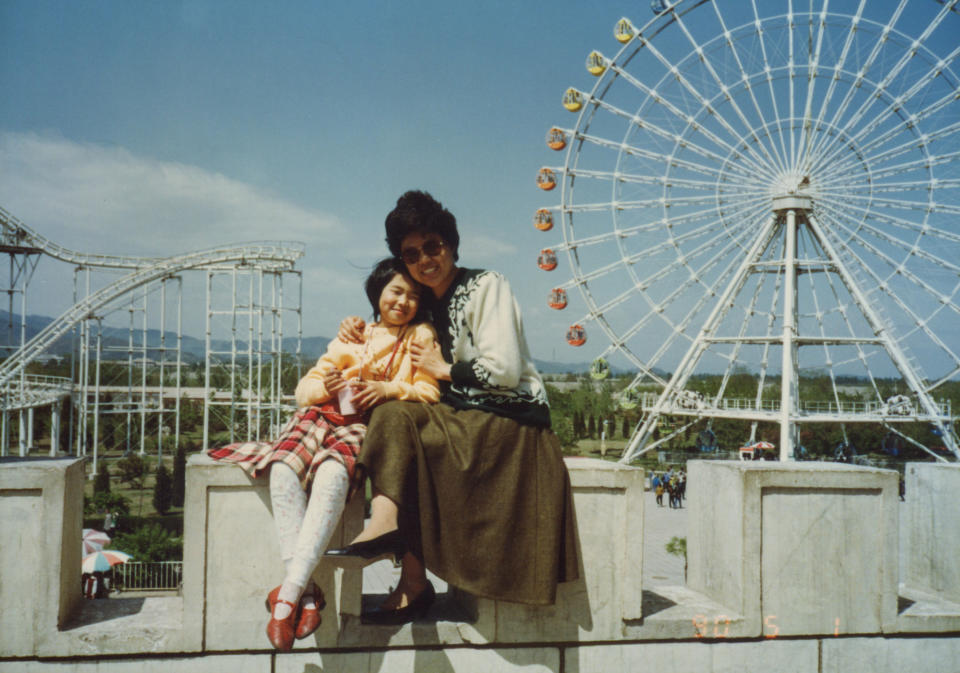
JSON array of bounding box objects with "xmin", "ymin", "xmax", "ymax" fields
[
  {"xmin": 561, "ymin": 166, "xmax": 735, "ymax": 193},
  {"xmin": 571, "ymin": 129, "xmax": 728, "ymax": 179},
  {"xmin": 815, "ymin": 74, "xmax": 960, "ymax": 180},
  {"xmin": 821, "ymin": 209, "xmax": 960, "ymax": 306},
  {"xmin": 811, "ymin": 41, "xmax": 960, "ymax": 176},
  {"xmin": 598, "ymin": 64, "xmax": 773, "ymax": 179},
  {"xmin": 646, "ymin": 12, "xmax": 786, "ymax": 175},
  {"xmin": 709, "ymin": 4, "xmax": 790, "ymax": 174},
  {"xmin": 818, "ymin": 194, "xmax": 960, "ymax": 247},
  {"xmin": 565, "ymin": 208, "xmax": 757, "ymax": 292},
  {"xmin": 796, "ymin": 1, "xmax": 830, "ymax": 173},
  {"xmin": 816, "ymin": 260, "xmax": 888, "ymax": 401},
  {"xmin": 580, "ymin": 93, "xmax": 752, "ymax": 174},
  {"xmin": 819, "ymin": 102, "xmax": 960, "ymax": 183},
  {"xmin": 555, "ymin": 204, "xmax": 736, "ymax": 254},
  {"xmin": 819, "ymin": 211, "xmax": 960, "ymax": 340},
  {"xmin": 805, "ymin": 0, "xmax": 869, "ymax": 169},
  {"xmin": 806, "ymin": 0, "xmax": 911, "ymax": 161},
  {"xmin": 613, "ymin": 219, "xmax": 764, "ymax": 364},
  {"xmin": 748, "ymin": 0, "xmax": 796, "ymax": 167},
  {"xmin": 859, "ymin": 150, "xmax": 960, "ymax": 183}
]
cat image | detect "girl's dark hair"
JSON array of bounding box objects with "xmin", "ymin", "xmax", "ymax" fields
[
  {"xmin": 364, "ymin": 257, "xmax": 429, "ymax": 323},
  {"xmin": 384, "ymin": 190, "xmax": 460, "ymax": 262}
]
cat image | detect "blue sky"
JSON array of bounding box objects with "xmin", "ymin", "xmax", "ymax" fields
[
  {"xmin": 0, "ymin": 0, "xmax": 624, "ymax": 363},
  {"xmin": 3, "ymin": 1, "xmax": 958, "ymax": 382}
]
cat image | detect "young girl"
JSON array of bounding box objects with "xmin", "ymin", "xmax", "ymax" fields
[{"xmin": 207, "ymin": 257, "xmax": 440, "ymax": 650}]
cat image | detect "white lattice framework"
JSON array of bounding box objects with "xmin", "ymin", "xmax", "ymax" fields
[
  {"xmin": 0, "ymin": 206, "xmax": 304, "ymax": 473},
  {"xmin": 536, "ymin": 0, "xmax": 960, "ymax": 463}
]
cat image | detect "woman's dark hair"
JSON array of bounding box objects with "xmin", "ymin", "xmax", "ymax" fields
[
  {"xmin": 364, "ymin": 257, "xmax": 430, "ymax": 323},
  {"xmin": 385, "ymin": 190, "xmax": 460, "ymax": 262}
]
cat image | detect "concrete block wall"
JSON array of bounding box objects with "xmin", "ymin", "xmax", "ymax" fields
[
  {"xmin": 0, "ymin": 457, "xmax": 84, "ymax": 658},
  {"xmin": 2, "ymin": 456, "xmax": 960, "ymax": 672},
  {"xmin": 686, "ymin": 461, "xmax": 900, "ymax": 637}
]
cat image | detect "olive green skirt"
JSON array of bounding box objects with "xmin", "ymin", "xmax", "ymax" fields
[{"xmin": 358, "ymin": 400, "xmax": 579, "ymax": 606}]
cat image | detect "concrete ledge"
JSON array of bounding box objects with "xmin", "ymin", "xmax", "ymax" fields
[
  {"xmin": 686, "ymin": 460, "xmax": 900, "ymax": 637},
  {"xmin": 335, "ymin": 457, "xmax": 648, "ymax": 646},
  {"xmin": 0, "ymin": 457, "xmax": 84, "ymax": 658},
  {"xmin": 897, "ymin": 462, "xmax": 960, "ymax": 632},
  {"xmin": 183, "ymin": 454, "xmax": 363, "ymax": 651},
  {"xmin": 4, "ymin": 452, "xmax": 958, "ymax": 670}
]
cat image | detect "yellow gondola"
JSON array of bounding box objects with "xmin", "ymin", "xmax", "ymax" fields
[
  {"xmin": 546, "ymin": 127, "xmax": 567, "ymax": 150},
  {"xmin": 614, "ymin": 17, "xmax": 636, "ymax": 44},
  {"xmin": 586, "ymin": 51, "xmax": 606, "ymax": 76},
  {"xmin": 548, "ymin": 287, "xmax": 567, "ymax": 309},
  {"xmin": 562, "ymin": 88, "xmax": 583, "ymax": 112},
  {"xmin": 534, "ymin": 209, "xmax": 554, "ymax": 231},
  {"xmin": 537, "ymin": 168, "xmax": 557, "ymax": 191},
  {"xmin": 538, "ymin": 249, "xmax": 558, "ymax": 271},
  {"xmin": 566, "ymin": 324, "xmax": 586, "ymax": 346}
]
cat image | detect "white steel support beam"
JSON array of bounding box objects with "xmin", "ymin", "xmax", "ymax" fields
[
  {"xmin": 779, "ymin": 208, "xmax": 799, "ymax": 461},
  {"xmin": 621, "ymin": 213, "xmax": 780, "ymax": 463},
  {"xmin": 806, "ymin": 213, "xmax": 960, "ymax": 460}
]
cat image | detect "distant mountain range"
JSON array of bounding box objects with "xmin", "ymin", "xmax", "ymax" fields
[{"xmin": 0, "ymin": 310, "xmax": 604, "ymax": 374}]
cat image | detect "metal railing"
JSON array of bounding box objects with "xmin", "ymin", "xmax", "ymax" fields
[{"xmin": 114, "ymin": 561, "xmax": 182, "ymax": 591}]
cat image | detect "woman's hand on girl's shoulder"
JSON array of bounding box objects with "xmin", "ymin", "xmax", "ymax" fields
[
  {"xmin": 338, "ymin": 316, "xmax": 366, "ymax": 344},
  {"xmin": 410, "ymin": 341, "xmax": 452, "ymax": 382}
]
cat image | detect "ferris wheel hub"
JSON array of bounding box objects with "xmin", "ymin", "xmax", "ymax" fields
[{"xmin": 771, "ymin": 194, "xmax": 812, "ymax": 212}]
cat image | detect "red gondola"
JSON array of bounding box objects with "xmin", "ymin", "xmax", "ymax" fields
[
  {"xmin": 534, "ymin": 209, "xmax": 554, "ymax": 231},
  {"xmin": 537, "ymin": 248, "xmax": 557, "ymax": 271},
  {"xmin": 566, "ymin": 324, "xmax": 586, "ymax": 346},
  {"xmin": 537, "ymin": 167, "xmax": 557, "ymax": 191},
  {"xmin": 548, "ymin": 287, "xmax": 567, "ymax": 309},
  {"xmin": 546, "ymin": 127, "xmax": 567, "ymax": 151}
]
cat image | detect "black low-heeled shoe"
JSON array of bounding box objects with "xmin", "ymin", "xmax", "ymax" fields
[
  {"xmin": 324, "ymin": 528, "xmax": 407, "ymax": 566},
  {"xmin": 361, "ymin": 581, "xmax": 435, "ymax": 626}
]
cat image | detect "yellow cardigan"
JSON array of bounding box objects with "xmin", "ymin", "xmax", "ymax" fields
[{"xmin": 294, "ymin": 322, "xmax": 441, "ymax": 408}]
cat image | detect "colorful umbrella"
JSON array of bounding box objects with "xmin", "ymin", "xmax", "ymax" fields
[
  {"xmin": 82, "ymin": 528, "xmax": 111, "ymax": 556},
  {"xmin": 751, "ymin": 441, "xmax": 775, "ymax": 450},
  {"xmin": 82, "ymin": 550, "xmax": 133, "ymax": 574}
]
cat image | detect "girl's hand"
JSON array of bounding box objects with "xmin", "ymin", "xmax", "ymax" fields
[
  {"xmin": 350, "ymin": 380, "xmax": 387, "ymax": 411},
  {"xmin": 410, "ymin": 341, "xmax": 452, "ymax": 381},
  {"xmin": 338, "ymin": 316, "xmax": 366, "ymax": 344},
  {"xmin": 323, "ymin": 369, "xmax": 346, "ymax": 395}
]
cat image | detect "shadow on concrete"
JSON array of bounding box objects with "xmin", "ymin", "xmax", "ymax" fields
[
  {"xmin": 642, "ymin": 588, "xmax": 678, "ymax": 618},
  {"xmin": 62, "ymin": 596, "xmax": 147, "ymax": 630}
]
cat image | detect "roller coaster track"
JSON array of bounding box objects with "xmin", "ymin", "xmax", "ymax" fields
[{"xmin": 0, "ymin": 207, "xmax": 305, "ymax": 403}]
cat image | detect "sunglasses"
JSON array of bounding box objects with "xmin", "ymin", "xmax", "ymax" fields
[{"xmin": 400, "ymin": 239, "xmax": 445, "ymax": 265}]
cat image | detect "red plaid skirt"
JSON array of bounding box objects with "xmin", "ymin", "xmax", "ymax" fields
[{"xmin": 206, "ymin": 406, "xmax": 366, "ymax": 489}]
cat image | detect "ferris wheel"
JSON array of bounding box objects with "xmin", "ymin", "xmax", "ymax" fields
[{"xmin": 536, "ymin": 0, "xmax": 960, "ymax": 463}]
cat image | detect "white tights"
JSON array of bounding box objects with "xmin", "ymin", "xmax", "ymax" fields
[{"xmin": 269, "ymin": 459, "xmax": 348, "ymax": 618}]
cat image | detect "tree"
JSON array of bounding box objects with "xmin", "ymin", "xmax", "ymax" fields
[
  {"xmin": 587, "ymin": 415, "xmax": 596, "ymax": 439},
  {"xmin": 116, "ymin": 454, "xmax": 149, "ymax": 489},
  {"xmin": 622, "ymin": 416, "xmax": 630, "ymax": 439},
  {"xmin": 172, "ymin": 446, "xmax": 187, "ymax": 508},
  {"xmin": 93, "ymin": 463, "xmax": 111, "ymax": 495},
  {"xmin": 550, "ymin": 412, "xmax": 578, "ymax": 453},
  {"xmin": 113, "ymin": 523, "xmax": 182, "ymax": 562},
  {"xmin": 153, "ymin": 461, "xmax": 173, "ymax": 515},
  {"xmin": 84, "ymin": 491, "xmax": 131, "ymax": 518}
]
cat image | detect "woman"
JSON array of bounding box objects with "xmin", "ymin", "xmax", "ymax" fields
[{"xmin": 326, "ymin": 190, "xmax": 579, "ymax": 624}]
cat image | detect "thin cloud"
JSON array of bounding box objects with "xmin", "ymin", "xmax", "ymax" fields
[
  {"xmin": 459, "ymin": 232, "xmax": 517, "ymax": 260},
  {"xmin": 0, "ymin": 131, "xmax": 342, "ymax": 257}
]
